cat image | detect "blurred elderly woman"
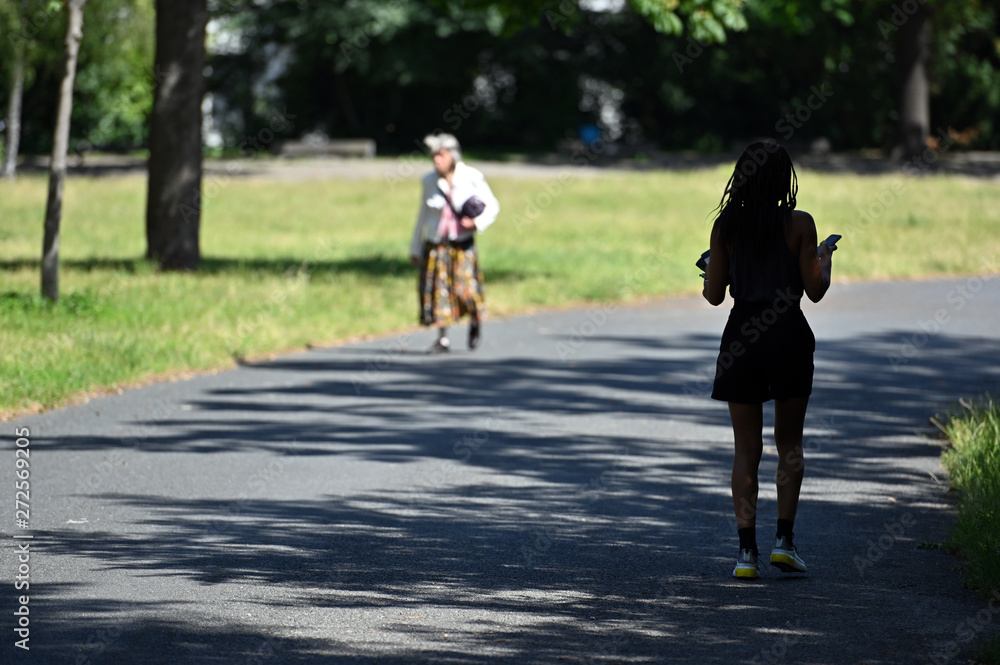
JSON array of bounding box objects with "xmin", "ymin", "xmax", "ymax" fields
[{"xmin": 409, "ymin": 133, "xmax": 500, "ymax": 353}]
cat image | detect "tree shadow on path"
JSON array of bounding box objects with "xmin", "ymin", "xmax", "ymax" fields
[{"xmin": 23, "ymin": 327, "xmax": 1000, "ymax": 664}]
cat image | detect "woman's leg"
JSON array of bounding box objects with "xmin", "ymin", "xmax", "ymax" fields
[
  {"xmin": 729, "ymin": 402, "xmax": 764, "ymax": 530},
  {"xmin": 773, "ymin": 396, "xmax": 808, "ymax": 523},
  {"xmin": 770, "ymin": 396, "xmax": 809, "ymax": 572},
  {"xmin": 451, "ymin": 244, "xmax": 484, "ymax": 349},
  {"xmin": 422, "ymin": 245, "xmax": 454, "ymax": 353}
]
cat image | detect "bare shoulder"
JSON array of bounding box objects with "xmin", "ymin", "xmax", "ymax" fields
[
  {"xmin": 789, "ymin": 209, "xmax": 817, "ymax": 243},
  {"xmin": 790, "ymin": 209, "xmax": 815, "ymax": 228}
]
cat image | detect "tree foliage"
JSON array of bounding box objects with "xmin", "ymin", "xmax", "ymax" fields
[
  {"xmin": 426, "ymin": 0, "xmax": 748, "ymax": 41},
  {"xmin": 203, "ymin": 0, "xmax": 999, "ymax": 154},
  {"xmin": 4, "ymin": 0, "xmax": 999, "ymax": 157},
  {"xmin": 0, "ymin": 0, "xmax": 154, "ymax": 155},
  {"xmin": 755, "ymin": 0, "xmax": 1000, "ymax": 151},
  {"xmin": 73, "ymin": 0, "xmax": 155, "ymax": 152}
]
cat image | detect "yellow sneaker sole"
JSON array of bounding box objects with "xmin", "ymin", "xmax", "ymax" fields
[{"xmin": 770, "ymin": 553, "xmax": 806, "ymax": 573}]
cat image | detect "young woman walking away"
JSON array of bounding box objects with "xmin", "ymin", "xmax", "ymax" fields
[{"xmin": 701, "ymin": 141, "xmax": 837, "ymax": 579}]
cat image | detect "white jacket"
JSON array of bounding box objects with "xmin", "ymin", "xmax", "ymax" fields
[{"xmin": 409, "ymin": 161, "xmax": 500, "ymax": 259}]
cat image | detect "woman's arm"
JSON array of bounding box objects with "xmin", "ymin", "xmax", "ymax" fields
[
  {"xmin": 472, "ymin": 180, "xmax": 500, "ymax": 232},
  {"xmin": 410, "ymin": 176, "xmax": 434, "ymax": 263},
  {"xmin": 703, "ymin": 222, "xmax": 729, "ymax": 306},
  {"xmin": 795, "ymin": 210, "xmax": 833, "ymax": 303},
  {"xmin": 458, "ymin": 165, "xmax": 500, "ymax": 232}
]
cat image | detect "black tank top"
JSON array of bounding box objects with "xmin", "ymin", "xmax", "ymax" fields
[{"xmin": 727, "ymin": 227, "xmax": 804, "ymax": 304}]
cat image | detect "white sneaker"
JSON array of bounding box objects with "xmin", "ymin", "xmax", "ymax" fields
[
  {"xmin": 427, "ymin": 338, "xmax": 450, "ymax": 354},
  {"xmin": 770, "ymin": 535, "xmax": 807, "ymax": 573},
  {"xmin": 733, "ymin": 549, "xmax": 760, "ymax": 579}
]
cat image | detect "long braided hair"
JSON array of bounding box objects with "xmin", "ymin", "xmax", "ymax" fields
[{"xmin": 712, "ymin": 142, "xmax": 798, "ymax": 254}]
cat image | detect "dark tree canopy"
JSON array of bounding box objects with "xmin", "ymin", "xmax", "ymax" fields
[
  {"xmin": 2, "ymin": 0, "xmax": 999, "ymax": 160},
  {"xmin": 202, "ymin": 0, "xmax": 999, "ymax": 155}
]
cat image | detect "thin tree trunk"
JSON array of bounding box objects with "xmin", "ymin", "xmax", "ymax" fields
[
  {"xmin": 895, "ymin": 2, "xmax": 931, "ymax": 160},
  {"xmin": 41, "ymin": 0, "xmax": 87, "ymax": 302},
  {"xmin": 145, "ymin": 0, "xmax": 208, "ymax": 271},
  {"xmin": 2, "ymin": 44, "xmax": 25, "ymax": 179}
]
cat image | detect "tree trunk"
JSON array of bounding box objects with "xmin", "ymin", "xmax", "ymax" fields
[
  {"xmin": 145, "ymin": 0, "xmax": 208, "ymax": 271},
  {"xmin": 41, "ymin": 0, "xmax": 87, "ymax": 302},
  {"xmin": 2, "ymin": 10, "xmax": 27, "ymax": 179},
  {"xmin": 895, "ymin": 2, "xmax": 931, "ymax": 161}
]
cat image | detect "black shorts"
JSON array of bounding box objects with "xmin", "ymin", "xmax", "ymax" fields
[{"xmin": 711, "ymin": 299, "xmax": 815, "ymax": 404}]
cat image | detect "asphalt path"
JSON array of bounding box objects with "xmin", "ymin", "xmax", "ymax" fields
[{"xmin": 3, "ymin": 276, "xmax": 1000, "ymax": 664}]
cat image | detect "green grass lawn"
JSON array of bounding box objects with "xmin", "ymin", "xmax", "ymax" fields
[
  {"xmin": 2, "ymin": 163, "xmax": 1000, "ymax": 417},
  {"xmin": 937, "ymin": 398, "xmax": 1000, "ymax": 664}
]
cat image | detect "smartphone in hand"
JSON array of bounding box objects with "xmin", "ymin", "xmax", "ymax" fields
[
  {"xmin": 818, "ymin": 234, "xmax": 841, "ymax": 256},
  {"xmin": 695, "ymin": 250, "xmax": 710, "ymax": 272}
]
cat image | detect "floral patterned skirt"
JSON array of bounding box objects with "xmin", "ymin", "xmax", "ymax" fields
[{"xmin": 418, "ymin": 241, "xmax": 485, "ymax": 326}]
